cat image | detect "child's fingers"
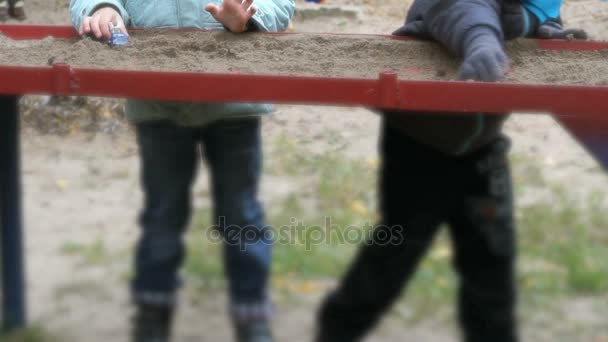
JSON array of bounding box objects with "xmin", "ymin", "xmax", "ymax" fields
[
  {"xmin": 562, "ymin": 28, "xmax": 587, "ymax": 40},
  {"xmin": 79, "ymin": 17, "xmax": 91, "ymax": 35},
  {"xmin": 205, "ymin": 3, "xmax": 220, "ymax": 16},
  {"xmin": 84, "ymin": 17, "xmax": 93, "ymax": 34},
  {"xmin": 111, "ymin": 11, "xmax": 129, "ymax": 36},
  {"xmin": 119, "ymin": 20, "xmax": 130, "ymax": 36},
  {"xmin": 248, "ymin": 5, "xmax": 257, "ymax": 16},
  {"xmin": 99, "ymin": 15, "xmax": 112, "ymax": 40},
  {"xmin": 243, "ymin": 0, "xmax": 254, "ymax": 9},
  {"xmin": 91, "ymin": 14, "xmax": 103, "ymax": 39},
  {"xmin": 80, "ymin": 8, "xmax": 128, "ymax": 41}
]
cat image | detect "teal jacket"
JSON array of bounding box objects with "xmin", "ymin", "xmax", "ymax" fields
[
  {"xmin": 69, "ymin": 0, "xmax": 295, "ymax": 126},
  {"xmin": 522, "ymin": 0, "xmax": 562, "ymax": 23}
]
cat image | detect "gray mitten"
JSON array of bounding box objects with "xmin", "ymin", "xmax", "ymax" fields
[
  {"xmin": 459, "ymin": 27, "xmax": 509, "ymax": 82},
  {"xmin": 536, "ymin": 19, "xmax": 587, "ymax": 40}
]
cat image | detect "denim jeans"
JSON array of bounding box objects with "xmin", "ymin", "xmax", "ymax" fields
[
  {"xmin": 318, "ymin": 118, "xmax": 517, "ymax": 342},
  {"xmin": 132, "ymin": 117, "xmax": 271, "ymax": 306}
]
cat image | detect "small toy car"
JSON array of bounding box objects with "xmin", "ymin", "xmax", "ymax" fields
[{"xmin": 109, "ymin": 22, "xmax": 129, "ymax": 46}]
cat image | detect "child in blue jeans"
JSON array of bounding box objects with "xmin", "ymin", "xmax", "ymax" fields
[{"xmin": 69, "ymin": 0, "xmax": 294, "ymax": 341}]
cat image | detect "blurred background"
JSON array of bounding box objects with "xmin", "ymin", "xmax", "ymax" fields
[{"xmin": 2, "ymin": 0, "xmax": 608, "ymax": 341}]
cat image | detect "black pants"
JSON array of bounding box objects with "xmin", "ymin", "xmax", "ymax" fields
[{"xmin": 318, "ymin": 120, "xmax": 517, "ymax": 342}]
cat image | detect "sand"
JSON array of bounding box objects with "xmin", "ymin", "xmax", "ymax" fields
[{"xmin": 1, "ymin": 30, "xmax": 607, "ymax": 85}]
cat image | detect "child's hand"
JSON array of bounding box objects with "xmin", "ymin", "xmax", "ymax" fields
[
  {"xmin": 459, "ymin": 46, "xmax": 509, "ymax": 82},
  {"xmin": 205, "ymin": 0, "xmax": 257, "ymax": 33},
  {"xmin": 79, "ymin": 6, "xmax": 129, "ymax": 41},
  {"xmin": 459, "ymin": 27, "xmax": 509, "ymax": 82},
  {"xmin": 536, "ymin": 20, "xmax": 587, "ymax": 40}
]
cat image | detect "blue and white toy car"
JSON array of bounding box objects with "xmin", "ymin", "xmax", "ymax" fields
[{"xmin": 109, "ymin": 22, "xmax": 129, "ymax": 46}]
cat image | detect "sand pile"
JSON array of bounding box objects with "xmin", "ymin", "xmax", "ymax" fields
[{"xmin": 0, "ymin": 30, "xmax": 607, "ymax": 85}]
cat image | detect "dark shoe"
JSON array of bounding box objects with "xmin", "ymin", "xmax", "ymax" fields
[
  {"xmin": 8, "ymin": 0, "xmax": 25, "ymax": 20},
  {"xmin": 132, "ymin": 304, "xmax": 173, "ymax": 342},
  {"xmin": 235, "ymin": 320, "xmax": 273, "ymax": 342},
  {"xmin": 315, "ymin": 333, "xmax": 355, "ymax": 342},
  {"xmin": 0, "ymin": 1, "xmax": 8, "ymax": 21}
]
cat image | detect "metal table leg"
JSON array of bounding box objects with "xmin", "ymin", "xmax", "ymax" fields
[
  {"xmin": 557, "ymin": 116, "xmax": 608, "ymax": 170},
  {"xmin": 0, "ymin": 95, "xmax": 27, "ymax": 331}
]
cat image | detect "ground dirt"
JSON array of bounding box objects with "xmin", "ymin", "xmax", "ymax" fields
[{"xmin": 2, "ymin": 0, "xmax": 608, "ymax": 341}]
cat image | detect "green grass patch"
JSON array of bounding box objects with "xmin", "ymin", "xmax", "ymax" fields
[
  {"xmin": 511, "ymin": 153, "xmax": 547, "ymax": 190},
  {"xmin": 59, "ymin": 237, "xmax": 108, "ymax": 265},
  {"xmin": 518, "ymin": 193, "xmax": 608, "ymax": 298},
  {"xmin": 0, "ymin": 326, "xmax": 56, "ymax": 342},
  {"xmin": 184, "ymin": 136, "xmax": 608, "ymax": 313}
]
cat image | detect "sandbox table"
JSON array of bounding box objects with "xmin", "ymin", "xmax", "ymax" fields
[{"xmin": 1, "ymin": 24, "xmax": 608, "ymax": 331}]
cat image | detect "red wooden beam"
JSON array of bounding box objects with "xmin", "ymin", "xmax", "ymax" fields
[
  {"xmin": 2, "ymin": 65, "xmax": 608, "ymax": 121},
  {"xmin": 398, "ymin": 81, "xmax": 608, "ymax": 119},
  {"xmin": 0, "ymin": 24, "xmax": 77, "ymax": 39},
  {"xmin": 535, "ymin": 38, "xmax": 608, "ymax": 51}
]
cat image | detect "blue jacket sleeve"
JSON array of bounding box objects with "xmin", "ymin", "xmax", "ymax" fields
[
  {"xmin": 249, "ymin": 0, "xmax": 295, "ymax": 32},
  {"xmin": 69, "ymin": 0, "xmax": 129, "ymax": 31}
]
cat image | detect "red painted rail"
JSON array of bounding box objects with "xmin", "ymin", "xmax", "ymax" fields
[{"xmin": 2, "ymin": 65, "xmax": 605, "ymax": 118}]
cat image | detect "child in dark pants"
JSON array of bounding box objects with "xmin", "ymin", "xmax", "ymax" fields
[
  {"xmin": 316, "ymin": 0, "xmax": 585, "ymax": 341},
  {"xmin": 320, "ymin": 123, "xmax": 516, "ymax": 342}
]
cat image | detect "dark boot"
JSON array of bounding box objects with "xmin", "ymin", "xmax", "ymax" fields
[
  {"xmin": 8, "ymin": 0, "xmax": 25, "ymax": 20},
  {"xmin": 132, "ymin": 303, "xmax": 174, "ymax": 342},
  {"xmin": 231, "ymin": 301, "xmax": 274, "ymax": 342},
  {"xmin": 234, "ymin": 320, "xmax": 273, "ymax": 342},
  {"xmin": 0, "ymin": 1, "xmax": 8, "ymax": 21}
]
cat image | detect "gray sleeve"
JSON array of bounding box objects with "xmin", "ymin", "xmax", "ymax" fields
[{"xmin": 424, "ymin": 0, "xmax": 504, "ymax": 57}]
